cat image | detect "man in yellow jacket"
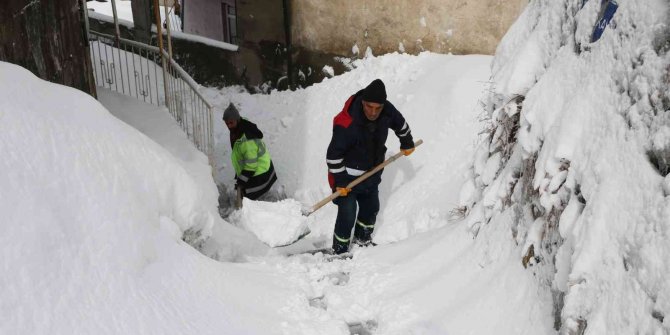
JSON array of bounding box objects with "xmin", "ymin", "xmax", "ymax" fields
[{"xmin": 223, "ymin": 103, "xmax": 277, "ymax": 200}]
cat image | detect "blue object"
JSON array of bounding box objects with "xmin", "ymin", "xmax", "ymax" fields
[{"xmin": 591, "ymin": 0, "xmax": 618, "ymax": 42}]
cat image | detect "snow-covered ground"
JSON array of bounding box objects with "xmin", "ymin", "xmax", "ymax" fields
[
  {"xmin": 1, "ymin": 46, "xmax": 559, "ymax": 333},
  {"xmin": 4, "ymin": 0, "xmax": 668, "ymax": 332}
]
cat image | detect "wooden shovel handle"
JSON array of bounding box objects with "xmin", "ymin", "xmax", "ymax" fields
[
  {"xmin": 235, "ymin": 186, "xmax": 243, "ymax": 209},
  {"xmin": 304, "ymin": 139, "xmax": 423, "ymax": 216}
]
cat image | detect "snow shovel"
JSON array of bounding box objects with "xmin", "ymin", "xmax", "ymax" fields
[{"xmin": 302, "ymin": 139, "xmax": 423, "ymax": 217}]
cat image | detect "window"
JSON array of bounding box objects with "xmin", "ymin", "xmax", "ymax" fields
[{"xmin": 221, "ymin": 2, "xmax": 237, "ymax": 44}]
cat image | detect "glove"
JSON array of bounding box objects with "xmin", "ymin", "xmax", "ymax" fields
[
  {"xmin": 402, "ymin": 147, "xmax": 415, "ymax": 156},
  {"xmin": 336, "ymin": 187, "xmax": 351, "ymax": 196}
]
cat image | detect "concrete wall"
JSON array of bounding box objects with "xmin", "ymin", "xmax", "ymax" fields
[{"xmin": 291, "ymin": 0, "xmax": 527, "ymax": 56}]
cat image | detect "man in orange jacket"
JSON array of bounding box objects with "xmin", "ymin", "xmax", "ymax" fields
[{"xmin": 326, "ymin": 79, "xmax": 415, "ymax": 254}]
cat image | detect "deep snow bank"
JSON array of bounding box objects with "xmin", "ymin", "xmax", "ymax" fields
[
  {"xmin": 0, "ymin": 63, "xmax": 303, "ymax": 334},
  {"xmin": 96, "ymin": 88, "xmax": 269, "ymax": 259},
  {"xmin": 460, "ymin": 0, "xmax": 670, "ymax": 333}
]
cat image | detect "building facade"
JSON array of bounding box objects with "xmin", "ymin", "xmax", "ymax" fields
[
  {"xmin": 183, "ymin": 0, "xmax": 238, "ymax": 44},
  {"xmin": 162, "ymin": 0, "xmax": 528, "ymax": 88},
  {"xmin": 290, "ymin": 0, "xmax": 528, "ymax": 57}
]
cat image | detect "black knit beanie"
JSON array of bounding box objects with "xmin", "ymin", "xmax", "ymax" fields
[
  {"xmin": 223, "ymin": 102, "xmax": 241, "ymax": 121},
  {"xmin": 361, "ymin": 79, "xmax": 386, "ymax": 104}
]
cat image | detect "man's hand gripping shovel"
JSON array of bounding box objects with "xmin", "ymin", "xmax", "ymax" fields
[{"xmin": 301, "ymin": 139, "xmax": 423, "ymax": 217}]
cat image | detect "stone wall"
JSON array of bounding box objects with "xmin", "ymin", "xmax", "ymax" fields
[{"xmin": 291, "ymin": 0, "xmax": 527, "ymax": 57}]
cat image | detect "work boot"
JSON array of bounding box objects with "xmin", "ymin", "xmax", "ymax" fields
[
  {"xmin": 332, "ymin": 235, "xmax": 350, "ymax": 255},
  {"xmin": 353, "ymin": 219, "xmax": 375, "ymax": 247},
  {"xmin": 353, "ymin": 237, "xmax": 377, "ymax": 248}
]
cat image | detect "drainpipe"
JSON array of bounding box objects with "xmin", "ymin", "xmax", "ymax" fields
[
  {"xmin": 282, "ymin": 0, "xmax": 293, "ymax": 90},
  {"xmin": 180, "ymin": 0, "xmax": 185, "ymax": 31}
]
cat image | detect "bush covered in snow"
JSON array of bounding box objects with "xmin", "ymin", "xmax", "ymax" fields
[{"xmin": 461, "ymin": 0, "xmax": 670, "ymax": 333}]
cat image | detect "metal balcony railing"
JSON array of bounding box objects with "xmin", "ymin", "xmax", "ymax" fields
[{"xmin": 88, "ymin": 30, "xmax": 213, "ymax": 159}]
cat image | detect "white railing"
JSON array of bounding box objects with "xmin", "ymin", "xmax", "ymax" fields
[{"xmin": 89, "ymin": 30, "xmax": 213, "ymax": 158}]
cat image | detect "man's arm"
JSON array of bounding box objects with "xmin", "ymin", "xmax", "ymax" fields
[
  {"xmin": 326, "ymin": 126, "xmax": 354, "ymax": 188},
  {"xmin": 388, "ymin": 103, "xmax": 414, "ymax": 149}
]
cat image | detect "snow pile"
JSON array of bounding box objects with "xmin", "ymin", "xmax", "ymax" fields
[
  {"xmin": 460, "ymin": 0, "xmax": 670, "ymax": 333},
  {"xmin": 0, "ymin": 62, "xmax": 216, "ymax": 246},
  {"xmin": 229, "ymin": 198, "xmax": 311, "ymax": 247},
  {"xmin": 0, "ymin": 62, "xmax": 304, "ymax": 333},
  {"xmin": 322, "ymin": 65, "xmax": 335, "ymax": 77},
  {"xmin": 96, "ymin": 88, "xmax": 268, "ymax": 260}
]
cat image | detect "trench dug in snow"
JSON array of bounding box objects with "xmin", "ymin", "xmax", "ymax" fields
[
  {"xmin": 226, "ymin": 199, "xmax": 382, "ymax": 334},
  {"xmin": 97, "ymin": 51, "xmax": 556, "ymax": 334},
  {"xmin": 196, "ymin": 52, "xmax": 556, "ymax": 334}
]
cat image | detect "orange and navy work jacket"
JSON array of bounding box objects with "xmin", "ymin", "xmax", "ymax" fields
[{"xmin": 326, "ymin": 90, "xmax": 414, "ymax": 191}]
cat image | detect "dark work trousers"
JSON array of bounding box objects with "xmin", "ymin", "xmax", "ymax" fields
[{"xmin": 333, "ymin": 187, "xmax": 380, "ymax": 244}]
